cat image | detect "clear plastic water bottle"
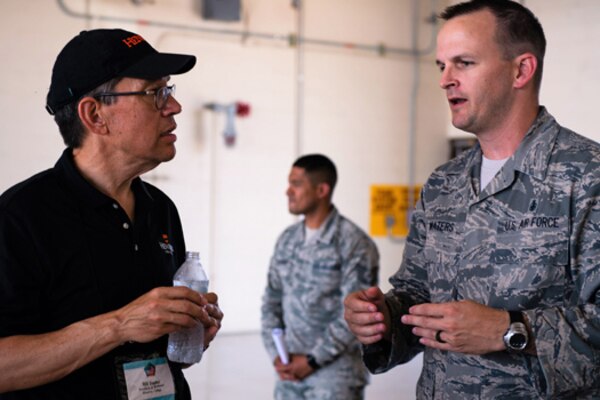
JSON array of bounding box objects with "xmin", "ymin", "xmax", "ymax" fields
[{"xmin": 167, "ymin": 251, "xmax": 209, "ymax": 364}]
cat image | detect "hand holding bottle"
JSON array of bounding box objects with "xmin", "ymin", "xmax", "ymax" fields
[{"xmin": 168, "ymin": 251, "xmax": 211, "ymax": 364}]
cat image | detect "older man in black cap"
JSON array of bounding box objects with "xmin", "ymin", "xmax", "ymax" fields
[{"xmin": 0, "ymin": 29, "xmax": 223, "ymax": 399}]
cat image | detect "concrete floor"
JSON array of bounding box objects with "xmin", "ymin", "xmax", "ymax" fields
[{"xmin": 185, "ymin": 331, "xmax": 422, "ymax": 399}]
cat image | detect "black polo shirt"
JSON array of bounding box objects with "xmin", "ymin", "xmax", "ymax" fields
[{"xmin": 0, "ymin": 148, "xmax": 190, "ymax": 399}]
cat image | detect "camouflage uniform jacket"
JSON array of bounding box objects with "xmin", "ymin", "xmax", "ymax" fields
[
  {"xmin": 364, "ymin": 108, "xmax": 600, "ymax": 399},
  {"xmin": 261, "ymin": 206, "xmax": 379, "ymax": 387}
]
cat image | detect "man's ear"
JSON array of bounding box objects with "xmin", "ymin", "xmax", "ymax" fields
[
  {"xmin": 513, "ymin": 53, "xmax": 537, "ymax": 89},
  {"xmin": 78, "ymin": 97, "xmax": 108, "ymax": 135},
  {"xmin": 317, "ymin": 182, "xmax": 331, "ymax": 199}
]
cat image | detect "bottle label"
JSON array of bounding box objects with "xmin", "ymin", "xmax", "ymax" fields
[
  {"xmin": 173, "ymin": 279, "xmax": 209, "ymax": 294},
  {"xmin": 121, "ymin": 356, "xmax": 175, "ymax": 400}
]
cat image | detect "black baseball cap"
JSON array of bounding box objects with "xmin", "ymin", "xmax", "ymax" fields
[{"xmin": 46, "ymin": 29, "xmax": 196, "ymax": 115}]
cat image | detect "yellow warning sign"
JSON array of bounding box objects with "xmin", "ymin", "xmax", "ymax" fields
[{"xmin": 370, "ymin": 185, "xmax": 421, "ymax": 237}]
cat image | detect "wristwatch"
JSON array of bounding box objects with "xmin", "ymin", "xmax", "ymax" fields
[
  {"xmin": 306, "ymin": 354, "xmax": 321, "ymax": 370},
  {"xmin": 503, "ymin": 311, "xmax": 529, "ymax": 352}
]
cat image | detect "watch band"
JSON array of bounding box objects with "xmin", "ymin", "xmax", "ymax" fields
[
  {"xmin": 306, "ymin": 354, "xmax": 321, "ymax": 370},
  {"xmin": 508, "ymin": 310, "xmax": 525, "ymax": 324}
]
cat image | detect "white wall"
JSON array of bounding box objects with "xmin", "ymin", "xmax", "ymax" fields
[
  {"xmin": 1, "ymin": 0, "xmax": 599, "ymax": 333},
  {"xmin": 1, "ymin": 1, "xmax": 599, "ymax": 399}
]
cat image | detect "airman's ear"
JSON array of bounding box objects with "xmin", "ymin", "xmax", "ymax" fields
[
  {"xmin": 317, "ymin": 182, "xmax": 331, "ymax": 200},
  {"xmin": 513, "ymin": 53, "xmax": 537, "ymax": 89}
]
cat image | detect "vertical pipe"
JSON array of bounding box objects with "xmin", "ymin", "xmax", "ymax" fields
[
  {"xmin": 294, "ymin": 0, "xmax": 305, "ymax": 157},
  {"xmin": 406, "ymin": 0, "xmax": 421, "ymax": 223},
  {"xmin": 84, "ymin": 0, "xmax": 91, "ymax": 29}
]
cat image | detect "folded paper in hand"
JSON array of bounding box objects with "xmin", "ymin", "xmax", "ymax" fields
[{"xmin": 271, "ymin": 328, "xmax": 289, "ymax": 364}]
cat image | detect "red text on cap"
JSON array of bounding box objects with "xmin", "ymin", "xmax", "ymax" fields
[{"xmin": 122, "ymin": 35, "xmax": 145, "ymax": 48}]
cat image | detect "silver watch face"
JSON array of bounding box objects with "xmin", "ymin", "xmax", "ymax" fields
[
  {"xmin": 508, "ymin": 332, "xmax": 527, "ymax": 349},
  {"xmin": 504, "ymin": 322, "xmax": 528, "ymax": 351}
]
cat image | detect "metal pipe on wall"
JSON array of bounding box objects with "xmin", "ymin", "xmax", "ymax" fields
[{"xmin": 56, "ymin": 0, "xmax": 437, "ymax": 57}]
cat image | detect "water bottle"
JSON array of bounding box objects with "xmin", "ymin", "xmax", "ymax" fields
[{"xmin": 167, "ymin": 251, "xmax": 209, "ymax": 364}]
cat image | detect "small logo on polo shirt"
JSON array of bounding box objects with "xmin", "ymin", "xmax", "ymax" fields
[{"xmin": 159, "ymin": 233, "xmax": 174, "ymax": 255}]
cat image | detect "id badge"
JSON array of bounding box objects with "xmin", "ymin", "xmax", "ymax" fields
[{"xmin": 116, "ymin": 354, "xmax": 176, "ymax": 400}]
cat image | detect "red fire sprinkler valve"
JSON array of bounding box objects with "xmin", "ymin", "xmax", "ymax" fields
[{"xmin": 204, "ymin": 101, "xmax": 251, "ymax": 146}]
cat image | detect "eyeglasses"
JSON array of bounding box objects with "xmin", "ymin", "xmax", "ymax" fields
[{"xmin": 93, "ymin": 84, "xmax": 176, "ymax": 110}]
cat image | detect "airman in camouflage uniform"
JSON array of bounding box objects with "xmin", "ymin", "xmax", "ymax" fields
[
  {"xmin": 344, "ymin": 1, "xmax": 600, "ymax": 399},
  {"xmin": 261, "ymin": 155, "xmax": 379, "ymax": 400},
  {"xmin": 364, "ymin": 107, "xmax": 600, "ymax": 399}
]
